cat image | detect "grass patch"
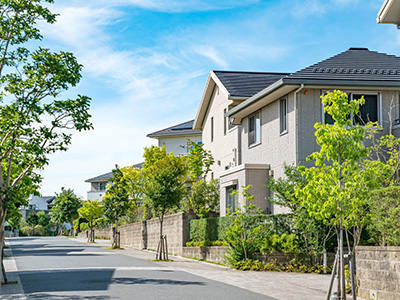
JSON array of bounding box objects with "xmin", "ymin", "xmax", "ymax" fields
[
  {"xmin": 149, "ymin": 259, "xmax": 174, "ymax": 262},
  {"xmin": 105, "ymin": 246, "xmax": 124, "ymax": 250}
]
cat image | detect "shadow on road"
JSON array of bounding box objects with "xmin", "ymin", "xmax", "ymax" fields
[
  {"xmin": 19, "ymin": 294, "xmax": 112, "ymax": 300},
  {"xmin": 19, "ymin": 268, "xmax": 205, "ymax": 295},
  {"xmin": 111, "ymin": 277, "xmax": 205, "ymax": 286}
]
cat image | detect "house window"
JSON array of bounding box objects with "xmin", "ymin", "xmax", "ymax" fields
[
  {"xmin": 248, "ymin": 111, "xmax": 260, "ymax": 146},
  {"xmin": 99, "ymin": 182, "xmax": 107, "ymax": 191},
  {"xmin": 224, "ymin": 109, "xmax": 227, "ymax": 135},
  {"xmin": 211, "ymin": 117, "xmax": 214, "ymax": 142},
  {"xmin": 280, "ymin": 98, "xmax": 287, "ymax": 134},
  {"xmin": 323, "ymin": 93, "xmax": 380, "ymax": 125},
  {"xmin": 226, "ymin": 186, "xmax": 237, "ymax": 213}
]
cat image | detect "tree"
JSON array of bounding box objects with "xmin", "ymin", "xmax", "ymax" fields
[
  {"xmin": 121, "ymin": 165, "xmax": 143, "ymax": 222},
  {"xmin": 51, "ymin": 187, "xmax": 82, "ymax": 236},
  {"xmin": 185, "ymin": 140, "xmax": 218, "ymax": 217},
  {"xmin": 78, "ymin": 200, "xmax": 103, "ymax": 243},
  {"xmin": 187, "ymin": 179, "xmax": 219, "ymax": 218},
  {"xmin": 0, "ymin": 0, "xmax": 92, "ymax": 274},
  {"xmin": 103, "ymin": 165, "xmax": 130, "ymax": 248},
  {"xmin": 142, "ymin": 146, "xmax": 188, "ymax": 260},
  {"xmin": 186, "ymin": 140, "xmax": 214, "ymax": 181},
  {"xmin": 295, "ymin": 90, "xmax": 373, "ymax": 299},
  {"xmin": 266, "ymin": 165, "xmax": 335, "ymax": 260}
]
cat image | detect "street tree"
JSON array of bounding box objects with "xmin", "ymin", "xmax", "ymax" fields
[
  {"xmin": 121, "ymin": 165, "xmax": 143, "ymax": 222},
  {"xmin": 186, "ymin": 140, "xmax": 214, "ymax": 181},
  {"xmin": 0, "ymin": 0, "xmax": 92, "ymax": 271},
  {"xmin": 142, "ymin": 146, "xmax": 188, "ymax": 260},
  {"xmin": 295, "ymin": 90, "xmax": 373, "ymax": 299},
  {"xmin": 78, "ymin": 200, "xmax": 103, "ymax": 243},
  {"xmin": 103, "ymin": 165, "xmax": 130, "ymax": 248},
  {"xmin": 51, "ymin": 187, "xmax": 82, "ymax": 236}
]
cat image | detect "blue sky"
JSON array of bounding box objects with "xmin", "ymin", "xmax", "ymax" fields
[{"xmin": 37, "ymin": 0, "xmax": 398, "ymax": 198}]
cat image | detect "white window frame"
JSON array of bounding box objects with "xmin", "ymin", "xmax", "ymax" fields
[
  {"xmin": 279, "ymin": 97, "xmax": 288, "ymax": 134},
  {"xmin": 321, "ymin": 90, "xmax": 381, "ymax": 126},
  {"xmin": 248, "ymin": 110, "xmax": 261, "ymax": 147}
]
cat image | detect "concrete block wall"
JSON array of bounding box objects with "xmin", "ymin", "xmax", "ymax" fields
[
  {"xmin": 77, "ymin": 212, "xmax": 197, "ymax": 256},
  {"xmin": 182, "ymin": 246, "xmax": 229, "ymax": 263},
  {"xmin": 356, "ymin": 246, "xmax": 400, "ymax": 300}
]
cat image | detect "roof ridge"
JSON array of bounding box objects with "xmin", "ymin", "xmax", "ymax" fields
[{"xmin": 213, "ymin": 70, "xmax": 290, "ymax": 75}]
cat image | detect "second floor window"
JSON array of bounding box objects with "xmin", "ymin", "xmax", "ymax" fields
[
  {"xmin": 248, "ymin": 111, "xmax": 260, "ymax": 146},
  {"xmin": 211, "ymin": 117, "xmax": 214, "ymax": 142},
  {"xmin": 99, "ymin": 182, "xmax": 107, "ymax": 191},
  {"xmin": 324, "ymin": 93, "xmax": 379, "ymax": 125},
  {"xmin": 280, "ymin": 98, "xmax": 287, "ymax": 134}
]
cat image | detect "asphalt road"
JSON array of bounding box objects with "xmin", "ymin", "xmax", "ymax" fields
[{"xmin": 7, "ymin": 237, "xmax": 275, "ymax": 300}]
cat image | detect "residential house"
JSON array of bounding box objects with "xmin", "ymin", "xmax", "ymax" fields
[
  {"xmin": 85, "ymin": 162, "xmax": 144, "ymax": 201},
  {"xmin": 20, "ymin": 195, "xmax": 55, "ymax": 219},
  {"xmin": 147, "ymin": 119, "xmax": 202, "ymax": 156},
  {"xmin": 195, "ymin": 48, "xmax": 400, "ymax": 215},
  {"xmin": 85, "ymin": 120, "xmax": 201, "ymax": 201}
]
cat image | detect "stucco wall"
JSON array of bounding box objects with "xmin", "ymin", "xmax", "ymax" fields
[
  {"xmin": 158, "ymin": 135, "xmax": 202, "ymax": 156},
  {"xmin": 356, "ymin": 246, "xmax": 400, "ymax": 300},
  {"xmin": 202, "ymin": 86, "xmax": 241, "ymax": 180}
]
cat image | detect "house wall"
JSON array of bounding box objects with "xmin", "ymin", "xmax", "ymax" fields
[
  {"xmin": 87, "ymin": 191, "xmax": 106, "ymax": 201},
  {"xmin": 219, "ymin": 164, "xmax": 270, "ymax": 216},
  {"xmin": 202, "ymin": 86, "xmax": 240, "ymax": 180},
  {"xmin": 157, "ymin": 134, "xmax": 202, "ymax": 156}
]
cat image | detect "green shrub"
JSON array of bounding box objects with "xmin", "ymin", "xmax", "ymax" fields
[
  {"xmin": 189, "ymin": 214, "xmax": 293, "ymax": 243},
  {"xmin": 33, "ymin": 225, "xmax": 45, "ymax": 236},
  {"xmin": 369, "ymin": 186, "xmax": 400, "ymax": 246}
]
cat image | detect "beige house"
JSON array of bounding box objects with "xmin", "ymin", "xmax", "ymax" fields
[{"xmin": 195, "ymin": 48, "xmax": 400, "ymax": 215}]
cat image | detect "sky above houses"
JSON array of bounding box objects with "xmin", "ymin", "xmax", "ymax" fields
[{"xmin": 37, "ymin": 0, "xmax": 398, "ymax": 199}]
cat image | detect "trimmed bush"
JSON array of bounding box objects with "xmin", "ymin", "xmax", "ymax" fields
[{"xmin": 189, "ymin": 214, "xmax": 293, "ymax": 243}]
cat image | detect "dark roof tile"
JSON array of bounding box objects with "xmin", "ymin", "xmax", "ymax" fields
[
  {"xmin": 213, "ymin": 71, "xmax": 289, "ymax": 97},
  {"xmin": 288, "ymin": 48, "xmax": 400, "ymax": 81},
  {"xmin": 85, "ymin": 162, "xmax": 144, "ymax": 183},
  {"xmin": 147, "ymin": 120, "xmax": 201, "ymax": 138}
]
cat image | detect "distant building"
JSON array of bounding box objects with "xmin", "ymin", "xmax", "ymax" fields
[
  {"xmin": 147, "ymin": 120, "xmax": 202, "ymax": 156},
  {"xmin": 20, "ymin": 195, "xmax": 55, "ymax": 219},
  {"xmin": 85, "ymin": 162, "xmax": 144, "ymax": 201}
]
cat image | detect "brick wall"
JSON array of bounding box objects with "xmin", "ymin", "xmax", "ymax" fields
[{"xmin": 356, "ymin": 246, "xmax": 400, "ymax": 300}]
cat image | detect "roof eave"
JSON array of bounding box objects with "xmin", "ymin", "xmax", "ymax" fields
[
  {"xmin": 377, "ymin": 0, "xmax": 400, "ymax": 24},
  {"xmin": 227, "ymin": 77, "xmax": 400, "ymax": 124},
  {"xmin": 193, "ymin": 71, "xmax": 231, "ymax": 130},
  {"xmin": 146, "ymin": 130, "xmax": 202, "ymax": 138}
]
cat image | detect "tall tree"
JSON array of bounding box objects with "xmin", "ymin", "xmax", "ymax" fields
[
  {"xmin": 78, "ymin": 200, "xmax": 103, "ymax": 243},
  {"xmin": 51, "ymin": 187, "xmax": 82, "ymax": 236},
  {"xmin": 121, "ymin": 165, "xmax": 142, "ymax": 222},
  {"xmin": 142, "ymin": 146, "xmax": 188, "ymax": 260},
  {"xmin": 103, "ymin": 165, "xmax": 130, "ymax": 248},
  {"xmin": 295, "ymin": 90, "xmax": 373, "ymax": 299},
  {"xmin": 0, "ymin": 0, "xmax": 92, "ymax": 271}
]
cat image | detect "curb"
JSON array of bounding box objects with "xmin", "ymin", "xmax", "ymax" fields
[{"xmin": 0, "ymin": 240, "xmax": 27, "ymax": 300}]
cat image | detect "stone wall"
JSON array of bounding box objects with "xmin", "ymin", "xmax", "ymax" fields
[
  {"xmin": 77, "ymin": 212, "xmax": 197, "ymax": 256},
  {"xmin": 182, "ymin": 246, "xmax": 228, "ymax": 264},
  {"xmin": 356, "ymin": 246, "xmax": 400, "ymax": 300}
]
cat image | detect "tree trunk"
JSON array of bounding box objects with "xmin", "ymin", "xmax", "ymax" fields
[
  {"xmin": 0, "ymin": 207, "xmax": 7, "ymax": 287},
  {"xmin": 70, "ymin": 218, "xmax": 74, "ymax": 236}
]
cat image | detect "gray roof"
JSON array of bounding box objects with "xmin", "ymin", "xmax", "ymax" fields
[
  {"xmin": 85, "ymin": 162, "xmax": 144, "ymax": 183},
  {"xmin": 43, "ymin": 196, "xmax": 55, "ymax": 204},
  {"xmin": 213, "ymin": 71, "xmax": 290, "ymax": 97},
  {"xmin": 147, "ymin": 120, "xmax": 201, "ymax": 138},
  {"xmin": 288, "ymin": 47, "xmax": 400, "ymax": 82}
]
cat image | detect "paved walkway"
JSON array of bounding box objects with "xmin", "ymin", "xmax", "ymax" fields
[{"xmin": 1, "ymin": 237, "xmax": 366, "ymax": 300}]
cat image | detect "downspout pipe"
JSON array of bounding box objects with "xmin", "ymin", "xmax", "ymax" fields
[{"xmin": 294, "ymin": 84, "xmax": 304, "ymax": 166}]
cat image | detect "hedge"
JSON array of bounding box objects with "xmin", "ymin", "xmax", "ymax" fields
[{"xmin": 189, "ymin": 213, "xmax": 293, "ymax": 243}]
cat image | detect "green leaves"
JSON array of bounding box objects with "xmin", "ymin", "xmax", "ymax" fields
[
  {"xmin": 186, "ymin": 140, "xmax": 214, "ymax": 181},
  {"xmin": 51, "ymin": 187, "xmax": 81, "ymax": 224},
  {"xmin": 295, "ymin": 91, "xmax": 373, "ymax": 231}
]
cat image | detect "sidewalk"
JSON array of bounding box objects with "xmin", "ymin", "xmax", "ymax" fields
[{"xmin": 1, "ymin": 241, "xmax": 27, "ymax": 300}]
